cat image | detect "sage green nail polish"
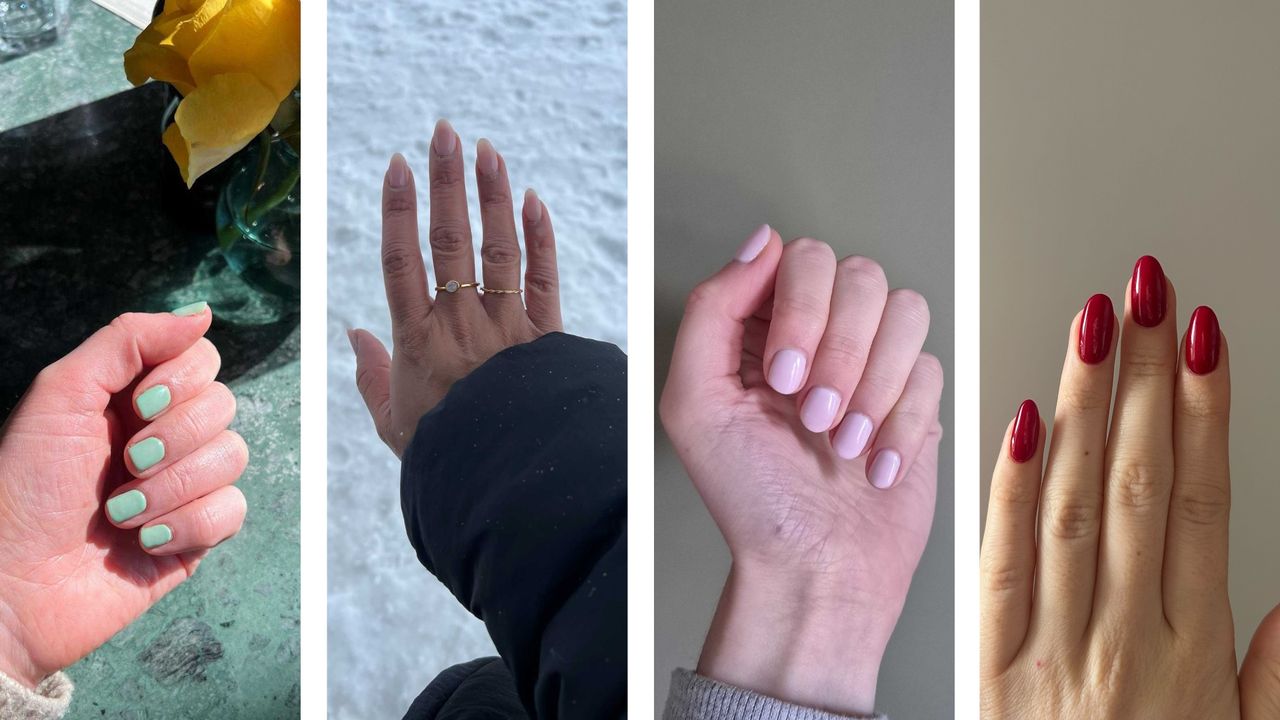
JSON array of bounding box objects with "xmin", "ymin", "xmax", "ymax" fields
[
  {"xmin": 106, "ymin": 490, "xmax": 147, "ymax": 523},
  {"xmin": 128, "ymin": 437, "xmax": 165, "ymax": 471},
  {"xmin": 171, "ymin": 301, "xmax": 208, "ymax": 316},
  {"xmin": 136, "ymin": 385, "xmax": 171, "ymax": 420},
  {"xmin": 140, "ymin": 524, "xmax": 172, "ymax": 549}
]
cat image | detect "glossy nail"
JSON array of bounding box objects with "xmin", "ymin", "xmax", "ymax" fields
[
  {"xmin": 800, "ymin": 387, "xmax": 841, "ymax": 432},
  {"xmin": 735, "ymin": 224, "xmax": 771, "ymax": 263},
  {"xmin": 833, "ymin": 412, "xmax": 874, "ymax": 459},
  {"xmin": 1010, "ymin": 399, "xmax": 1039, "ymax": 463},
  {"xmin": 1185, "ymin": 305, "xmax": 1221, "ymax": 375},
  {"xmin": 1130, "ymin": 255, "xmax": 1167, "ymax": 327},
  {"xmin": 767, "ymin": 349, "xmax": 806, "ymax": 395},
  {"xmin": 135, "ymin": 385, "xmax": 171, "ymax": 420},
  {"xmin": 140, "ymin": 524, "xmax": 172, "ymax": 549},
  {"xmin": 171, "ymin": 301, "xmax": 208, "ymax": 317},
  {"xmin": 1078, "ymin": 293, "xmax": 1114, "ymax": 364},
  {"xmin": 106, "ymin": 490, "xmax": 147, "ymax": 523},
  {"xmin": 128, "ymin": 437, "xmax": 165, "ymax": 472},
  {"xmin": 432, "ymin": 118, "xmax": 457, "ymax": 156},
  {"xmin": 868, "ymin": 449, "xmax": 902, "ymax": 489},
  {"xmin": 476, "ymin": 138, "xmax": 498, "ymax": 175},
  {"xmin": 523, "ymin": 189, "xmax": 542, "ymax": 223},
  {"xmin": 388, "ymin": 153, "xmax": 408, "ymax": 187}
]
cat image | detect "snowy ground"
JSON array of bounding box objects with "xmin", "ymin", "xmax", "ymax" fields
[{"xmin": 326, "ymin": 1, "xmax": 626, "ymax": 717}]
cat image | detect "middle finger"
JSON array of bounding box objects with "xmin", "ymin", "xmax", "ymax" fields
[{"xmin": 428, "ymin": 119, "xmax": 480, "ymax": 307}]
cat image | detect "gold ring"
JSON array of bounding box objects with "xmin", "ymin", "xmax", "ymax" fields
[
  {"xmin": 435, "ymin": 280, "xmax": 479, "ymax": 293},
  {"xmin": 481, "ymin": 286, "xmax": 524, "ymax": 295}
]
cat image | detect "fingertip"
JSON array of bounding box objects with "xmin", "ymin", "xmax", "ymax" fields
[
  {"xmin": 387, "ymin": 152, "xmax": 410, "ymax": 188},
  {"xmin": 523, "ymin": 188, "xmax": 543, "ymax": 224},
  {"xmin": 346, "ymin": 328, "xmax": 359, "ymax": 354}
]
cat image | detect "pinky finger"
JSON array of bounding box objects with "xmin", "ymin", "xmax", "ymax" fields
[
  {"xmin": 522, "ymin": 189, "xmax": 562, "ymax": 332},
  {"xmin": 139, "ymin": 485, "xmax": 247, "ymax": 556},
  {"xmin": 861, "ymin": 353, "xmax": 944, "ymax": 490},
  {"xmin": 980, "ymin": 399, "xmax": 1044, "ymax": 676}
]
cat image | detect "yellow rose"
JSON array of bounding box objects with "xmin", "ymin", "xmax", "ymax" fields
[{"xmin": 123, "ymin": 0, "xmax": 301, "ymax": 187}]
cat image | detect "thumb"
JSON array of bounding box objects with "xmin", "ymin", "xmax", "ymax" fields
[
  {"xmin": 349, "ymin": 328, "xmax": 394, "ymax": 450},
  {"xmin": 662, "ymin": 225, "xmax": 782, "ymax": 414},
  {"xmin": 1242, "ymin": 603, "xmax": 1280, "ymax": 719}
]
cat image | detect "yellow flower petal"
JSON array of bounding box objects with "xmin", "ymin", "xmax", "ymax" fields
[
  {"xmin": 165, "ymin": 72, "xmax": 278, "ymax": 187},
  {"xmin": 188, "ymin": 0, "xmax": 300, "ymax": 102}
]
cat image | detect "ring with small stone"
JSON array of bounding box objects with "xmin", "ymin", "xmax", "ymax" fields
[
  {"xmin": 480, "ymin": 286, "xmax": 524, "ymax": 295},
  {"xmin": 434, "ymin": 280, "xmax": 479, "ymax": 294}
]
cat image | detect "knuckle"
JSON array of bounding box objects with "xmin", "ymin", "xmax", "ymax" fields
[
  {"xmin": 480, "ymin": 185, "xmax": 512, "ymax": 208},
  {"xmin": 836, "ymin": 255, "xmax": 888, "ymax": 292},
  {"xmin": 1179, "ymin": 386, "xmax": 1229, "ymax": 423},
  {"xmin": 990, "ymin": 472, "xmax": 1039, "ymax": 508},
  {"xmin": 381, "ymin": 245, "xmax": 420, "ymax": 278},
  {"xmin": 1110, "ymin": 462, "xmax": 1169, "ymax": 512},
  {"xmin": 981, "ymin": 557, "xmax": 1029, "ymax": 595},
  {"xmin": 393, "ymin": 325, "xmax": 431, "ymax": 356},
  {"xmin": 382, "ymin": 193, "xmax": 416, "ymax": 217},
  {"xmin": 1171, "ymin": 481, "xmax": 1230, "ymax": 528},
  {"xmin": 525, "ymin": 267, "xmax": 558, "ymax": 294},
  {"xmin": 431, "ymin": 162, "xmax": 465, "ymax": 192},
  {"xmin": 1058, "ymin": 383, "xmax": 1111, "ymax": 414},
  {"xmin": 887, "ymin": 288, "xmax": 931, "ymax": 327},
  {"xmin": 428, "ymin": 224, "xmax": 470, "ymax": 255},
  {"xmin": 773, "ymin": 294, "xmax": 829, "ymax": 323},
  {"xmin": 1123, "ymin": 346, "xmax": 1174, "ymax": 379},
  {"xmin": 684, "ymin": 280, "xmax": 719, "ymax": 313},
  {"xmin": 818, "ymin": 332, "xmax": 871, "ymax": 370},
  {"xmin": 1041, "ymin": 490, "xmax": 1101, "ymax": 540},
  {"xmin": 481, "ymin": 239, "xmax": 520, "ymax": 267}
]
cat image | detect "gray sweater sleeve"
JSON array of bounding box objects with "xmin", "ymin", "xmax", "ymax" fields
[
  {"xmin": 662, "ymin": 669, "xmax": 887, "ymax": 720},
  {"xmin": 0, "ymin": 671, "xmax": 72, "ymax": 719}
]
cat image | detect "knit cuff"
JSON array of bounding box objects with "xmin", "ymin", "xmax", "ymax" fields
[
  {"xmin": 0, "ymin": 670, "xmax": 72, "ymax": 720},
  {"xmin": 663, "ymin": 668, "xmax": 886, "ymax": 720}
]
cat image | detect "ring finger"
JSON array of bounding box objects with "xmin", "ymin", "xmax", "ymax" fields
[
  {"xmin": 106, "ymin": 431, "xmax": 248, "ymax": 528},
  {"xmin": 428, "ymin": 119, "xmax": 479, "ymax": 307},
  {"xmin": 124, "ymin": 382, "xmax": 236, "ymax": 477}
]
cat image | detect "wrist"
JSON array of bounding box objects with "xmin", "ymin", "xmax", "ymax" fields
[
  {"xmin": 0, "ymin": 601, "xmax": 41, "ymax": 689},
  {"xmin": 696, "ymin": 561, "xmax": 899, "ymax": 716}
]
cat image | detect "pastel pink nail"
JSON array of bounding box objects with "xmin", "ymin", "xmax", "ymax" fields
[
  {"xmin": 736, "ymin": 224, "xmax": 771, "ymax": 263},
  {"xmin": 767, "ymin": 349, "xmax": 806, "ymax": 395},
  {"xmin": 868, "ymin": 449, "xmax": 902, "ymax": 489},
  {"xmin": 432, "ymin": 119, "xmax": 457, "ymax": 156},
  {"xmin": 833, "ymin": 412, "xmax": 873, "ymax": 459},
  {"xmin": 800, "ymin": 387, "xmax": 841, "ymax": 432}
]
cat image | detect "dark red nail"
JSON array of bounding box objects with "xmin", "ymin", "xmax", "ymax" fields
[
  {"xmin": 1010, "ymin": 399, "xmax": 1039, "ymax": 463},
  {"xmin": 1130, "ymin": 255, "xmax": 1167, "ymax": 327},
  {"xmin": 1185, "ymin": 306, "xmax": 1221, "ymax": 375},
  {"xmin": 1079, "ymin": 293, "xmax": 1114, "ymax": 364}
]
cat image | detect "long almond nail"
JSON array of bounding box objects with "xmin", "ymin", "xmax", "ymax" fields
[
  {"xmin": 523, "ymin": 189, "xmax": 542, "ymax": 223},
  {"xmin": 1130, "ymin": 255, "xmax": 1167, "ymax": 327},
  {"xmin": 1185, "ymin": 306, "xmax": 1221, "ymax": 375},
  {"xmin": 432, "ymin": 119, "xmax": 457, "ymax": 156},
  {"xmin": 388, "ymin": 153, "xmax": 409, "ymax": 187},
  {"xmin": 1010, "ymin": 399, "xmax": 1039, "ymax": 463},
  {"xmin": 1078, "ymin": 294, "xmax": 1114, "ymax": 364},
  {"xmin": 476, "ymin": 138, "xmax": 498, "ymax": 175}
]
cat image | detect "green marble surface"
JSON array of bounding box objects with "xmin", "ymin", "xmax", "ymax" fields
[{"xmin": 0, "ymin": 0, "xmax": 136, "ymax": 132}]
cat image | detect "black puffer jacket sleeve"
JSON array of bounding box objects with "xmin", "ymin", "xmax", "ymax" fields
[{"xmin": 400, "ymin": 332, "xmax": 627, "ymax": 720}]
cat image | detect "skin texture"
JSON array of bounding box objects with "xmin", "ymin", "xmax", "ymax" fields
[
  {"xmin": 660, "ymin": 228, "xmax": 943, "ymax": 716},
  {"xmin": 980, "ymin": 262, "xmax": 1280, "ymax": 718},
  {"xmin": 350, "ymin": 120, "xmax": 563, "ymax": 458},
  {"xmin": 0, "ymin": 310, "xmax": 248, "ymax": 688}
]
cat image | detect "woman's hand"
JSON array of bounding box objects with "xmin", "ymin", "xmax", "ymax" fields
[
  {"xmin": 350, "ymin": 119, "xmax": 563, "ymax": 457},
  {"xmin": 660, "ymin": 227, "xmax": 943, "ymax": 716},
  {"xmin": 980, "ymin": 256, "xmax": 1280, "ymax": 718},
  {"xmin": 0, "ymin": 307, "xmax": 248, "ymax": 688}
]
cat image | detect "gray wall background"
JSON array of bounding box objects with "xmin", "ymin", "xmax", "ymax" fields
[
  {"xmin": 982, "ymin": 0, "xmax": 1280, "ymax": 666},
  {"xmin": 655, "ymin": 2, "xmax": 954, "ymax": 716}
]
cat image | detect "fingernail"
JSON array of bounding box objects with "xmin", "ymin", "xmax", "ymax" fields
[
  {"xmin": 106, "ymin": 489, "xmax": 147, "ymax": 523},
  {"xmin": 1078, "ymin": 293, "xmax": 1114, "ymax": 364},
  {"xmin": 833, "ymin": 412, "xmax": 874, "ymax": 459},
  {"xmin": 347, "ymin": 329, "xmax": 359, "ymax": 354},
  {"xmin": 171, "ymin": 301, "xmax": 208, "ymax": 317},
  {"xmin": 800, "ymin": 386, "xmax": 841, "ymax": 432},
  {"xmin": 135, "ymin": 385, "xmax": 171, "ymax": 420},
  {"xmin": 1185, "ymin": 306, "xmax": 1221, "ymax": 375},
  {"xmin": 868, "ymin": 449, "xmax": 902, "ymax": 489},
  {"xmin": 735, "ymin": 224, "xmax": 771, "ymax": 263},
  {"xmin": 523, "ymin": 188, "xmax": 542, "ymax": 223},
  {"xmin": 476, "ymin": 138, "xmax": 498, "ymax": 175},
  {"xmin": 767, "ymin": 349, "xmax": 806, "ymax": 394},
  {"xmin": 432, "ymin": 118, "xmax": 457, "ymax": 156},
  {"xmin": 1010, "ymin": 399, "xmax": 1039, "ymax": 463},
  {"xmin": 140, "ymin": 524, "xmax": 173, "ymax": 549},
  {"xmin": 128, "ymin": 437, "xmax": 165, "ymax": 472},
  {"xmin": 388, "ymin": 153, "xmax": 409, "ymax": 187},
  {"xmin": 1130, "ymin": 255, "xmax": 1167, "ymax": 327}
]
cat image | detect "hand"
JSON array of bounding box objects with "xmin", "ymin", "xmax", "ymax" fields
[
  {"xmin": 350, "ymin": 119, "xmax": 563, "ymax": 457},
  {"xmin": 980, "ymin": 256, "xmax": 1280, "ymax": 718},
  {"xmin": 0, "ymin": 307, "xmax": 248, "ymax": 688},
  {"xmin": 660, "ymin": 227, "xmax": 943, "ymax": 715}
]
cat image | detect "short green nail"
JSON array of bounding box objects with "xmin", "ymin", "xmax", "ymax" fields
[
  {"xmin": 140, "ymin": 524, "xmax": 172, "ymax": 549},
  {"xmin": 136, "ymin": 385, "xmax": 171, "ymax": 420},
  {"xmin": 128, "ymin": 437, "xmax": 165, "ymax": 472},
  {"xmin": 106, "ymin": 490, "xmax": 147, "ymax": 523},
  {"xmin": 171, "ymin": 301, "xmax": 208, "ymax": 317}
]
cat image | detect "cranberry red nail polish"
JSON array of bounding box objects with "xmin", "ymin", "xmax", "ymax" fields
[
  {"xmin": 1010, "ymin": 399, "xmax": 1039, "ymax": 463},
  {"xmin": 1185, "ymin": 306, "xmax": 1221, "ymax": 375},
  {"xmin": 1079, "ymin": 293, "xmax": 1114, "ymax": 364},
  {"xmin": 1130, "ymin": 255, "xmax": 1167, "ymax": 327}
]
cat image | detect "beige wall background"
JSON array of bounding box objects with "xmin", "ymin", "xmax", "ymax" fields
[
  {"xmin": 983, "ymin": 0, "xmax": 1280, "ymax": 660},
  {"xmin": 655, "ymin": 1, "xmax": 953, "ymax": 716}
]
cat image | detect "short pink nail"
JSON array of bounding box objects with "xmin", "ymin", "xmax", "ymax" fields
[
  {"xmin": 868, "ymin": 449, "xmax": 902, "ymax": 489},
  {"xmin": 833, "ymin": 413, "xmax": 873, "ymax": 459},
  {"xmin": 767, "ymin": 349, "xmax": 806, "ymax": 395},
  {"xmin": 388, "ymin": 153, "xmax": 408, "ymax": 187},
  {"xmin": 735, "ymin": 224, "xmax": 771, "ymax": 263},
  {"xmin": 800, "ymin": 387, "xmax": 841, "ymax": 432},
  {"xmin": 432, "ymin": 119, "xmax": 457, "ymax": 156},
  {"xmin": 523, "ymin": 189, "xmax": 542, "ymax": 223},
  {"xmin": 476, "ymin": 138, "xmax": 498, "ymax": 175}
]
